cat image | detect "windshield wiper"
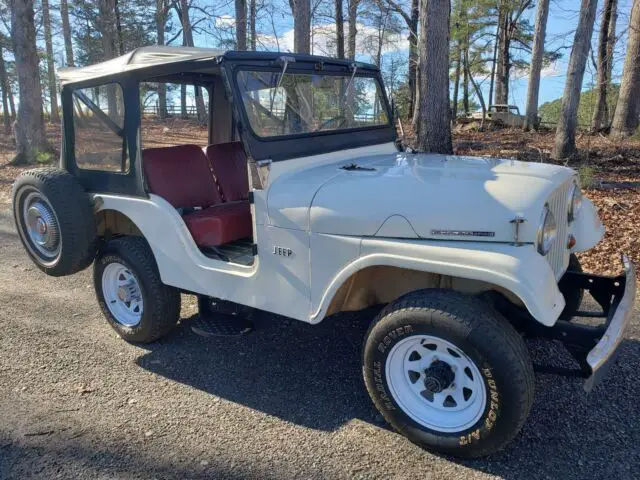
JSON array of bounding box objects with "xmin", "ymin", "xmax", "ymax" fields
[
  {"xmin": 343, "ymin": 62, "xmax": 358, "ymax": 100},
  {"xmin": 269, "ymin": 55, "xmax": 295, "ymax": 112},
  {"xmin": 275, "ymin": 56, "xmax": 295, "ymax": 91}
]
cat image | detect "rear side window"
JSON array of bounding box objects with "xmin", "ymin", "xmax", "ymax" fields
[
  {"xmin": 140, "ymin": 82, "xmax": 209, "ymax": 149},
  {"xmin": 73, "ymin": 83, "xmax": 128, "ymax": 172}
]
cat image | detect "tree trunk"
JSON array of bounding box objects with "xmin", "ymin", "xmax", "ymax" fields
[
  {"xmin": 115, "ymin": 0, "xmax": 125, "ymax": 54},
  {"xmin": 0, "ymin": 44, "xmax": 10, "ymax": 134},
  {"xmin": 452, "ymin": 38, "xmax": 461, "ymax": 120},
  {"xmin": 180, "ymin": 84, "xmax": 187, "ymax": 118},
  {"xmin": 590, "ymin": 0, "xmax": 617, "ymax": 133},
  {"xmin": 235, "ymin": 0, "xmax": 247, "ymax": 50},
  {"xmin": 60, "ymin": 0, "xmax": 75, "ymax": 66},
  {"xmin": 407, "ymin": 0, "xmax": 419, "ymax": 118},
  {"xmin": 42, "ymin": 0, "xmax": 59, "ymax": 123},
  {"xmin": 553, "ymin": 0, "xmax": 598, "ymax": 160},
  {"xmin": 465, "ymin": 39, "xmax": 486, "ymax": 120},
  {"xmin": 611, "ymin": 0, "xmax": 640, "ymax": 138},
  {"xmin": 292, "ymin": 0, "xmax": 311, "ymax": 53},
  {"xmin": 179, "ymin": 0, "xmax": 206, "ymax": 122},
  {"xmin": 335, "ymin": 0, "xmax": 345, "ymax": 58},
  {"xmin": 8, "ymin": 85, "xmax": 15, "ymax": 119},
  {"xmin": 10, "ymin": 0, "xmax": 53, "ymax": 164},
  {"xmin": 98, "ymin": 0, "xmax": 118, "ymax": 118},
  {"xmin": 524, "ymin": 0, "xmax": 549, "ymax": 130},
  {"xmin": 249, "ymin": 0, "xmax": 257, "ymax": 50},
  {"xmin": 156, "ymin": 0, "xmax": 168, "ymax": 119},
  {"xmin": 462, "ymin": 43, "xmax": 469, "ymax": 115},
  {"xmin": 413, "ymin": 0, "xmax": 452, "ymax": 154},
  {"xmin": 494, "ymin": 12, "xmax": 510, "ymax": 105},
  {"xmin": 347, "ymin": 0, "xmax": 358, "ymax": 59},
  {"xmin": 194, "ymin": 85, "xmax": 206, "ymax": 124},
  {"xmin": 374, "ymin": 10, "xmax": 389, "ymax": 67},
  {"xmin": 488, "ymin": 14, "xmax": 500, "ymax": 107}
]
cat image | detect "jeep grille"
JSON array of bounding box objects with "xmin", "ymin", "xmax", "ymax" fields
[{"xmin": 545, "ymin": 179, "xmax": 573, "ymax": 280}]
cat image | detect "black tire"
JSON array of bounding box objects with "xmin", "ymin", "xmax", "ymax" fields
[
  {"xmin": 94, "ymin": 236, "xmax": 180, "ymax": 343},
  {"xmin": 558, "ymin": 254, "xmax": 584, "ymax": 320},
  {"xmin": 12, "ymin": 168, "xmax": 97, "ymax": 276},
  {"xmin": 362, "ymin": 290, "xmax": 535, "ymax": 458}
]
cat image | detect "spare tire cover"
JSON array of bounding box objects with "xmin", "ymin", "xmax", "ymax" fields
[{"xmin": 12, "ymin": 168, "xmax": 97, "ymax": 276}]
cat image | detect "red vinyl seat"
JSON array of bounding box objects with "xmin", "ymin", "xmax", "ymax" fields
[
  {"xmin": 142, "ymin": 145, "xmax": 252, "ymax": 248},
  {"xmin": 182, "ymin": 202, "xmax": 252, "ymax": 247},
  {"xmin": 143, "ymin": 145, "xmax": 222, "ymax": 208},
  {"xmin": 205, "ymin": 142, "xmax": 249, "ymax": 202}
]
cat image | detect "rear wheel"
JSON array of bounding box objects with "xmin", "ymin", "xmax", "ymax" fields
[
  {"xmin": 362, "ymin": 290, "xmax": 535, "ymax": 458},
  {"xmin": 94, "ymin": 237, "xmax": 180, "ymax": 343},
  {"xmin": 12, "ymin": 168, "xmax": 97, "ymax": 276}
]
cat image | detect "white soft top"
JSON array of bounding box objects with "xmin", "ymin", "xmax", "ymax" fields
[{"xmin": 58, "ymin": 46, "xmax": 224, "ymax": 85}]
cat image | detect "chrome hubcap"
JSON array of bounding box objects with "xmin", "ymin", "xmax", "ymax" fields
[
  {"xmin": 23, "ymin": 193, "xmax": 61, "ymax": 259},
  {"xmin": 102, "ymin": 263, "xmax": 144, "ymax": 327},
  {"xmin": 385, "ymin": 335, "xmax": 486, "ymax": 433}
]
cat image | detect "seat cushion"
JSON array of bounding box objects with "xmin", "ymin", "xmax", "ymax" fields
[
  {"xmin": 143, "ymin": 145, "xmax": 221, "ymax": 209},
  {"xmin": 183, "ymin": 202, "xmax": 252, "ymax": 247},
  {"xmin": 205, "ymin": 142, "xmax": 249, "ymax": 202}
]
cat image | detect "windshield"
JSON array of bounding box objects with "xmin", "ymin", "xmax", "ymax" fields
[{"xmin": 236, "ymin": 70, "xmax": 389, "ymax": 138}]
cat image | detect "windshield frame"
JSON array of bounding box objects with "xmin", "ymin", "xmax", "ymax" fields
[
  {"xmin": 234, "ymin": 67, "xmax": 392, "ymax": 141},
  {"xmin": 223, "ymin": 58, "xmax": 396, "ymax": 163}
]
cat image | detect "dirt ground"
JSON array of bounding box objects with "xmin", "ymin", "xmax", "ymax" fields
[{"xmin": 1, "ymin": 125, "xmax": 640, "ymax": 478}]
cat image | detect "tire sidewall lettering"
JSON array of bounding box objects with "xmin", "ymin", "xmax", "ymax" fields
[{"xmin": 367, "ymin": 318, "xmax": 501, "ymax": 449}]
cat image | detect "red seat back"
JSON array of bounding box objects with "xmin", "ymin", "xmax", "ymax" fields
[
  {"xmin": 205, "ymin": 142, "xmax": 249, "ymax": 202},
  {"xmin": 142, "ymin": 145, "xmax": 221, "ymax": 209}
]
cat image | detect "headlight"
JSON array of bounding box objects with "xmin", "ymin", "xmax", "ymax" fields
[
  {"xmin": 568, "ymin": 182, "xmax": 582, "ymax": 223},
  {"xmin": 537, "ymin": 205, "xmax": 557, "ymax": 255}
]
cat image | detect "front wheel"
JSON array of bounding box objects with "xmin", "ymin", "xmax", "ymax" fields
[
  {"xmin": 94, "ymin": 236, "xmax": 180, "ymax": 343},
  {"xmin": 362, "ymin": 290, "xmax": 535, "ymax": 458}
]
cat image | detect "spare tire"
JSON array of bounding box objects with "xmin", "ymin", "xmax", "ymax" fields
[{"xmin": 12, "ymin": 168, "xmax": 97, "ymax": 276}]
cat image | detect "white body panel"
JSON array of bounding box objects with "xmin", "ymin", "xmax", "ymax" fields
[
  {"xmin": 94, "ymin": 143, "xmax": 605, "ymax": 328},
  {"xmin": 269, "ymin": 149, "xmax": 574, "ymax": 243}
]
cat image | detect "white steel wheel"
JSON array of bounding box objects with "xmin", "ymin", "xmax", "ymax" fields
[
  {"xmin": 101, "ymin": 262, "xmax": 144, "ymax": 327},
  {"xmin": 385, "ymin": 334, "xmax": 486, "ymax": 433}
]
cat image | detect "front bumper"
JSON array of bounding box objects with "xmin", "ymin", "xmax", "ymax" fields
[
  {"xmin": 583, "ymin": 256, "xmax": 636, "ymax": 391},
  {"xmin": 499, "ymin": 255, "xmax": 636, "ymax": 391}
]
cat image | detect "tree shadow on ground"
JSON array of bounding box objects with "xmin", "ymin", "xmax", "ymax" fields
[
  {"xmin": 0, "ymin": 440, "xmax": 261, "ymax": 480},
  {"xmin": 136, "ymin": 307, "xmax": 640, "ymax": 478}
]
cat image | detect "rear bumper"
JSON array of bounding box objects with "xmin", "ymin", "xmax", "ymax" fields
[{"xmin": 584, "ymin": 256, "xmax": 636, "ymax": 391}]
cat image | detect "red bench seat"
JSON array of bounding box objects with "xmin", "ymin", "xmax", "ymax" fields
[{"xmin": 142, "ymin": 144, "xmax": 252, "ymax": 248}]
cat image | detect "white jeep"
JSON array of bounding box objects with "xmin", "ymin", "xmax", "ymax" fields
[{"xmin": 11, "ymin": 47, "xmax": 635, "ymax": 458}]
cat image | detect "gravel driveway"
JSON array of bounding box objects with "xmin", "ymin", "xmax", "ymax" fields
[{"xmin": 1, "ymin": 206, "xmax": 639, "ymax": 479}]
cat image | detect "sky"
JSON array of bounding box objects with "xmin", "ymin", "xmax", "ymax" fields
[
  {"xmin": 40, "ymin": 0, "xmax": 635, "ymax": 112},
  {"xmin": 195, "ymin": 0, "xmax": 636, "ymax": 111}
]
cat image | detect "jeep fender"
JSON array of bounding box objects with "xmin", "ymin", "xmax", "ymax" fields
[
  {"xmin": 569, "ymin": 197, "xmax": 605, "ymax": 253},
  {"xmin": 312, "ymin": 238, "xmax": 565, "ymax": 327}
]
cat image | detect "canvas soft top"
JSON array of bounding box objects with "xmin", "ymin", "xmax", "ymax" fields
[
  {"xmin": 58, "ymin": 46, "xmax": 224, "ymax": 85},
  {"xmin": 58, "ymin": 46, "xmax": 381, "ymax": 86}
]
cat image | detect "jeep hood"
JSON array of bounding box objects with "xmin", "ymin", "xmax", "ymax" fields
[{"xmin": 266, "ymin": 151, "xmax": 575, "ymax": 243}]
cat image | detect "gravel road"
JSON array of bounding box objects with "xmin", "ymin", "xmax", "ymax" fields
[{"xmin": 1, "ymin": 206, "xmax": 639, "ymax": 479}]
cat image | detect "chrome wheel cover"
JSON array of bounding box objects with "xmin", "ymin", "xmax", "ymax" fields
[
  {"xmin": 22, "ymin": 192, "xmax": 61, "ymax": 260},
  {"xmin": 102, "ymin": 262, "xmax": 144, "ymax": 327},
  {"xmin": 385, "ymin": 335, "xmax": 487, "ymax": 433}
]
